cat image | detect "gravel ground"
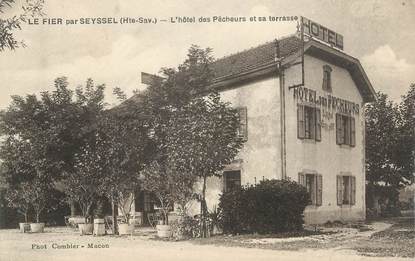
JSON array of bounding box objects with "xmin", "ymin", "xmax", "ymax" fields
[{"xmin": 0, "ymin": 219, "xmax": 413, "ymax": 261}]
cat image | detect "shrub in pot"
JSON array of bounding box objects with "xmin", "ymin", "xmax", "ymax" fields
[
  {"xmin": 140, "ymin": 162, "xmax": 177, "ymax": 238},
  {"xmin": 26, "ymin": 181, "xmax": 51, "ymax": 233},
  {"xmin": 63, "ymin": 145, "xmax": 107, "ymax": 235},
  {"xmin": 116, "ymin": 189, "xmax": 135, "ymax": 235},
  {"xmin": 141, "ymin": 161, "xmax": 198, "ymax": 238},
  {"xmin": 5, "ymin": 183, "xmax": 32, "ymax": 233}
]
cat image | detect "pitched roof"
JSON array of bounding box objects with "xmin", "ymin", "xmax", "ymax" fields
[
  {"xmin": 212, "ymin": 35, "xmax": 301, "ymax": 80},
  {"xmin": 211, "ymin": 34, "xmax": 376, "ymax": 103}
]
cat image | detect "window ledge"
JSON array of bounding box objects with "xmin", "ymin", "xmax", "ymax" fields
[
  {"xmin": 339, "ymin": 204, "xmax": 354, "ymax": 208},
  {"xmin": 301, "ymin": 139, "xmax": 317, "ymax": 144},
  {"xmin": 338, "ymin": 144, "xmax": 354, "ymax": 149}
]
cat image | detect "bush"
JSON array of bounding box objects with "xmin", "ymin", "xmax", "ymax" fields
[
  {"xmin": 171, "ymin": 215, "xmax": 201, "ymax": 240},
  {"xmin": 218, "ymin": 179, "xmax": 309, "ymax": 234}
]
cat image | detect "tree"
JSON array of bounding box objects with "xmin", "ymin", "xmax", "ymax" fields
[
  {"xmin": 95, "ymin": 106, "xmax": 152, "ymax": 233},
  {"xmin": 0, "ymin": 0, "xmax": 45, "ymax": 52},
  {"xmin": 365, "ymin": 88, "xmax": 415, "ymax": 216},
  {"xmin": 141, "ymin": 161, "xmax": 197, "ymax": 225},
  {"xmin": 25, "ymin": 178, "xmax": 52, "ymax": 223},
  {"xmin": 396, "ymin": 84, "xmax": 415, "ymax": 184},
  {"xmin": 140, "ymin": 161, "xmax": 174, "ymax": 225},
  {"xmin": 166, "ymin": 92, "xmax": 243, "ymax": 236},
  {"xmin": 366, "ymin": 92, "xmax": 399, "ymax": 187},
  {"xmin": 5, "ymin": 182, "xmax": 32, "ymax": 223},
  {"xmin": 0, "ymin": 77, "xmax": 107, "ymax": 224},
  {"xmin": 63, "ymin": 143, "xmax": 102, "ymax": 224},
  {"xmin": 140, "ymin": 45, "xmax": 244, "ymax": 237}
]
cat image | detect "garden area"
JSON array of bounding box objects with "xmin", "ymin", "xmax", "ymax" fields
[{"xmin": 0, "ymin": 45, "xmax": 311, "ymax": 241}]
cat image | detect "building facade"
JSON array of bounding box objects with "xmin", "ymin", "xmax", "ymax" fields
[{"xmin": 199, "ymin": 33, "xmax": 376, "ymax": 224}]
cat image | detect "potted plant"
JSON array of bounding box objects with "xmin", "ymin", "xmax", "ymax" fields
[
  {"xmin": 115, "ymin": 185, "xmax": 135, "ymax": 235},
  {"xmin": 141, "ymin": 161, "xmax": 179, "ymax": 238},
  {"xmin": 5, "ymin": 183, "xmax": 32, "ymax": 233},
  {"xmin": 26, "ymin": 181, "xmax": 49, "ymax": 233},
  {"xmin": 63, "ymin": 145, "xmax": 106, "ymax": 235}
]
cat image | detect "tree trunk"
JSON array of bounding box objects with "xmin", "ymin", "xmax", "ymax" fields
[
  {"xmin": 201, "ymin": 174, "xmax": 208, "ymax": 238},
  {"xmin": 70, "ymin": 200, "xmax": 76, "ymax": 216},
  {"xmin": 111, "ymin": 197, "xmax": 118, "ymax": 235},
  {"xmin": 24, "ymin": 212, "xmax": 28, "ymax": 223}
]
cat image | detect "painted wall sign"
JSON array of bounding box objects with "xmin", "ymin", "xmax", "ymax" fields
[
  {"xmin": 302, "ymin": 17, "xmax": 343, "ymax": 50},
  {"xmin": 293, "ymin": 86, "xmax": 359, "ymax": 115}
]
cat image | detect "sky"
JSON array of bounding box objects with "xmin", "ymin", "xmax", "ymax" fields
[{"xmin": 0, "ymin": 0, "xmax": 414, "ymax": 109}]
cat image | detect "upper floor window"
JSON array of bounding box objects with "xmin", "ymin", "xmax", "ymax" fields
[
  {"xmin": 298, "ymin": 172, "xmax": 322, "ymax": 206},
  {"xmin": 297, "ymin": 104, "xmax": 321, "ymax": 141},
  {"xmin": 337, "ymin": 175, "xmax": 356, "ymax": 205},
  {"xmin": 237, "ymin": 107, "xmax": 248, "ymax": 141},
  {"xmin": 322, "ymin": 65, "xmax": 332, "ymax": 92},
  {"xmin": 336, "ymin": 114, "xmax": 355, "ymax": 146}
]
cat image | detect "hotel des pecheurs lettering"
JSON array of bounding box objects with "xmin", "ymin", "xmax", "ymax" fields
[{"xmin": 132, "ymin": 29, "xmax": 376, "ymax": 225}]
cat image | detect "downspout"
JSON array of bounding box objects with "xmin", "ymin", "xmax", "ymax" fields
[{"xmin": 275, "ymin": 39, "xmax": 287, "ymax": 180}]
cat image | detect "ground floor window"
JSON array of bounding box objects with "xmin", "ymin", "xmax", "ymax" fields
[
  {"xmin": 337, "ymin": 175, "xmax": 356, "ymax": 205},
  {"xmin": 223, "ymin": 170, "xmax": 241, "ymax": 192},
  {"xmin": 298, "ymin": 172, "xmax": 322, "ymax": 206}
]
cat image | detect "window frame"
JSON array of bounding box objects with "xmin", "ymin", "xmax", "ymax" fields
[
  {"xmin": 298, "ymin": 172, "xmax": 322, "ymax": 206},
  {"xmin": 237, "ymin": 107, "xmax": 248, "ymax": 141},
  {"xmin": 297, "ymin": 104, "xmax": 321, "ymax": 142},
  {"xmin": 322, "ymin": 65, "xmax": 332, "ymax": 92},
  {"xmin": 336, "ymin": 175, "xmax": 356, "ymax": 206},
  {"xmin": 223, "ymin": 170, "xmax": 241, "ymax": 193},
  {"xmin": 336, "ymin": 113, "xmax": 356, "ymax": 147}
]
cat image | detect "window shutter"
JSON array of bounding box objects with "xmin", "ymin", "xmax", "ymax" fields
[
  {"xmin": 350, "ymin": 117, "xmax": 356, "ymax": 147},
  {"xmin": 322, "ymin": 75, "xmax": 328, "ymax": 91},
  {"xmin": 297, "ymin": 104, "xmax": 305, "ymax": 139},
  {"xmin": 337, "ymin": 175, "xmax": 343, "ymax": 206},
  {"xmin": 315, "ymin": 108, "xmax": 321, "ymax": 141},
  {"xmin": 316, "ymin": 174, "xmax": 322, "ymax": 206},
  {"xmin": 238, "ymin": 107, "xmax": 248, "ymax": 141},
  {"xmin": 351, "ymin": 176, "xmax": 356, "ymax": 205},
  {"xmin": 336, "ymin": 114, "xmax": 343, "ymax": 145},
  {"xmin": 298, "ymin": 173, "xmax": 305, "ymax": 186}
]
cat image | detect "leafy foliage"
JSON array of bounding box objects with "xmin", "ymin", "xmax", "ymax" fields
[
  {"xmin": 365, "ymin": 86, "xmax": 415, "ymax": 215},
  {"xmin": 218, "ymin": 179, "xmax": 309, "ymax": 234},
  {"xmin": 95, "ymin": 108, "xmax": 152, "ymax": 224},
  {"xmin": 139, "ymin": 45, "xmax": 244, "ymax": 236},
  {"xmin": 5, "ymin": 182, "xmax": 32, "ymax": 222},
  {"xmin": 0, "ymin": 0, "xmax": 45, "ymax": 51},
  {"xmin": 0, "ymin": 77, "xmax": 106, "ymax": 224}
]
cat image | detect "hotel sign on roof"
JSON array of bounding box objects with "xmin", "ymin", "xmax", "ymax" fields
[{"xmin": 301, "ymin": 16, "xmax": 344, "ymax": 50}]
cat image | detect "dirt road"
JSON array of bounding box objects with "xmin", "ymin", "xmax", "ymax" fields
[{"xmin": 0, "ymin": 226, "xmax": 411, "ymax": 261}]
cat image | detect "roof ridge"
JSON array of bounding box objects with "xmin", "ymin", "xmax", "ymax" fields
[
  {"xmin": 214, "ymin": 34, "xmax": 300, "ymax": 63},
  {"xmin": 215, "ymin": 40, "xmax": 276, "ymax": 61}
]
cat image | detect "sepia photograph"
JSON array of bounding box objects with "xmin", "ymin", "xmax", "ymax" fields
[{"xmin": 0, "ymin": 1, "xmax": 414, "ymax": 260}]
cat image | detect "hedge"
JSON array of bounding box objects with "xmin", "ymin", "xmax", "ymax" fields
[{"xmin": 218, "ymin": 179, "xmax": 309, "ymax": 234}]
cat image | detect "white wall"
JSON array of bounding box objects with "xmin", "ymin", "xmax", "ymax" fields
[
  {"xmin": 284, "ymin": 55, "xmax": 366, "ymax": 223},
  {"xmin": 197, "ymin": 76, "xmax": 282, "ymax": 214},
  {"xmin": 201, "ymin": 54, "xmax": 367, "ymax": 224}
]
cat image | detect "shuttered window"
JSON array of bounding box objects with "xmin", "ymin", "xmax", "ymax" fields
[
  {"xmin": 298, "ymin": 172, "xmax": 322, "ymax": 206},
  {"xmin": 297, "ymin": 104, "xmax": 321, "ymax": 142},
  {"xmin": 336, "ymin": 114, "xmax": 355, "ymax": 147},
  {"xmin": 336, "ymin": 175, "xmax": 356, "ymax": 205},
  {"xmin": 237, "ymin": 107, "xmax": 248, "ymax": 141}
]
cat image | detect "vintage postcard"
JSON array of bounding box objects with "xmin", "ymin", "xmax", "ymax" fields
[{"xmin": 0, "ymin": 1, "xmax": 413, "ymax": 261}]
